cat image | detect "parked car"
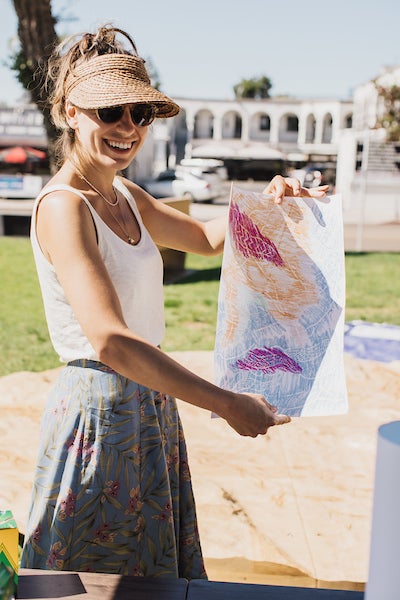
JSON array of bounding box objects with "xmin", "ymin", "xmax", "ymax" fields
[
  {"xmin": 178, "ymin": 158, "xmax": 228, "ymax": 181},
  {"xmin": 143, "ymin": 169, "xmax": 220, "ymax": 202},
  {"xmin": 302, "ymin": 164, "xmax": 336, "ymax": 192}
]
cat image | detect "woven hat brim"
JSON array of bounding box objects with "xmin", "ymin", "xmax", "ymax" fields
[{"xmin": 68, "ymin": 73, "xmax": 180, "ymax": 118}]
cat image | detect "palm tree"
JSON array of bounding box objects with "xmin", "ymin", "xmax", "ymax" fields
[
  {"xmin": 11, "ymin": 0, "xmax": 59, "ymax": 167},
  {"xmin": 233, "ymin": 76, "xmax": 272, "ymax": 100}
]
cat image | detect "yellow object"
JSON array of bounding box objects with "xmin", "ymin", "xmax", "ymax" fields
[{"xmin": 0, "ymin": 510, "xmax": 18, "ymax": 599}]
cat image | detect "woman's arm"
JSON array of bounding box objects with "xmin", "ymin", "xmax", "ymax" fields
[
  {"xmin": 36, "ymin": 190, "xmax": 290, "ymax": 437},
  {"xmin": 128, "ymin": 176, "xmax": 329, "ymax": 256},
  {"xmin": 128, "ymin": 180, "xmax": 227, "ymax": 255}
]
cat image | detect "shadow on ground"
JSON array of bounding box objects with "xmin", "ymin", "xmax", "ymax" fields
[{"xmin": 164, "ymin": 267, "xmax": 221, "ymax": 285}]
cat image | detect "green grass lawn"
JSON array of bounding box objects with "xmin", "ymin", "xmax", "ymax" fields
[
  {"xmin": 163, "ymin": 253, "xmax": 222, "ymax": 352},
  {"xmin": 0, "ymin": 237, "xmax": 56, "ymax": 375},
  {"xmin": 1, "ymin": 236, "xmax": 399, "ymax": 376},
  {"xmin": 345, "ymin": 252, "xmax": 400, "ymax": 324}
]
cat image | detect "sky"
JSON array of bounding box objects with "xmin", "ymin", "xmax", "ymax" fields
[{"xmin": 1, "ymin": 0, "xmax": 400, "ymax": 105}]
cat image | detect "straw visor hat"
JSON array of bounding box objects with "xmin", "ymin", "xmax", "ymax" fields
[{"xmin": 65, "ymin": 53, "xmax": 180, "ymax": 119}]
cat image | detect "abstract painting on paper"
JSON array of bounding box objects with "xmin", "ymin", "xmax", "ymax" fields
[{"xmin": 214, "ymin": 185, "xmax": 347, "ymax": 417}]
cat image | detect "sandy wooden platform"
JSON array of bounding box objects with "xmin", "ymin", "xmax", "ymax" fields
[{"xmin": 1, "ymin": 351, "xmax": 399, "ymax": 590}]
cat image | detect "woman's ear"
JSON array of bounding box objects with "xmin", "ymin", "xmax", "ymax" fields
[{"xmin": 65, "ymin": 100, "xmax": 78, "ymax": 129}]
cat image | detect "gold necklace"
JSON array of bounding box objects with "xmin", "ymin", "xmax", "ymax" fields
[
  {"xmin": 103, "ymin": 198, "xmax": 137, "ymax": 245},
  {"xmin": 74, "ymin": 165, "xmax": 119, "ymax": 207},
  {"xmin": 70, "ymin": 161, "xmax": 136, "ymax": 244}
]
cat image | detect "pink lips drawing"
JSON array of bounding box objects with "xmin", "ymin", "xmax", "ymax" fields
[
  {"xmin": 235, "ymin": 346, "xmax": 302, "ymax": 374},
  {"xmin": 229, "ymin": 202, "xmax": 284, "ymax": 266}
]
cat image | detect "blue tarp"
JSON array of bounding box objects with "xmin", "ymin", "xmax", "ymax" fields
[{"xmin": 344, "ymin": 321, "xmax": 400, "ymax": 363}]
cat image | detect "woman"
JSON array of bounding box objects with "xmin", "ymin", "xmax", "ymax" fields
[{"xmin": 21, "ymin": 25, "xmax": 328, "ymax": 577}]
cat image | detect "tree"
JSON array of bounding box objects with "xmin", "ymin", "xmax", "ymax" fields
[
  {"xmin": 233, "ymin": 76, "xmax": 272, "ymax": 99},
  {"xmin": 10, "ymin": 0, "xmax": 59, "ymax": 167},
  {"xmin": 144, "ymin": 56, "xmax": 162, "ymax": 91},
  {"xmin": 9, "ymin": 3, "xmax": 163, "ymax": 168},
  {"xmin": 374, "ymin": 82, "xmax": 400, "ymax": 142}
]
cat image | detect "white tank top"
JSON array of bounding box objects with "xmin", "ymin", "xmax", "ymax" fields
[{"xmin": 30, "ymin": 177, "xmax": 165, "ymax": 363}]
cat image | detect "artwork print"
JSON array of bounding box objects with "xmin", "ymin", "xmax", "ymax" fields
[{"xmin": 214, "ymin": 185, "xmax": 347, "ymax": 417}]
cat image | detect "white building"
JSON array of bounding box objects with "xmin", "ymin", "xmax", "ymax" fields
[
  {"xmin": 1, "ymin": 66, "xmax": 399, "ymax": 225},
  {"xmin": 165, "ymin": 96, "xmax": 353, "ymax": 179},
  {"xmin": 336, "ymin": 65, "xmax": 400, "ymax": 224}
]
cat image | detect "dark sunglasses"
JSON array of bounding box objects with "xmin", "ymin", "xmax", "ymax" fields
[{"xmin": 95, "ymin": 103, "xmax": 157, "ymax": 127}]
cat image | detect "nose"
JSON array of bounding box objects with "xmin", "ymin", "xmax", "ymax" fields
[{"xmin": 118, "ymin": 106, "xmax": 137, "ymax": 130}]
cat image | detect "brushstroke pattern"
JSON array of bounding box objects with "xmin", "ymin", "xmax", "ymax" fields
[
  {"xmin": 229, "ymin": 201, "xmax": 284, "ymax": 266},
  {"xmin": 236, "ymin": 346, "xmax": 303, "ymax": 374},
  {"xmin": 215, "ymin": 186, "xmax": 347, "ymax": 417}
]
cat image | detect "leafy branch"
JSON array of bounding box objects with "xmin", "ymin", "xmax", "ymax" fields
[
  {"xmin": 374, "ymin": 82, "xmax": 400, "ymax": 142},
  {"xmin": 233, "ymin": 76, "xmax": 272, "ymax": 99}
]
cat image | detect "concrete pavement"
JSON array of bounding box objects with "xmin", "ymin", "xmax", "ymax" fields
[
  {"xmin": 190, "ymin": 190, "xmax": 400, "ymax": 253},
  {"xmin": 0, "ymin": 186, "xmax": 398, "ymax": 252},
  {"xmin": 343, "ymin": 222, "xmax": 400, "ymax": 252}
]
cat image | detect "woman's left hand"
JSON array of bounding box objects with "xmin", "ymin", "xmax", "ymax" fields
[{"xmin": 264, "ymin": 175, "xmax": 329, "ymax": 205}]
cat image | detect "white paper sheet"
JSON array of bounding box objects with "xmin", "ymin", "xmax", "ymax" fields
[{"xmin": 214, "ymin": 185, "xmax": 347, "ymax": 417}]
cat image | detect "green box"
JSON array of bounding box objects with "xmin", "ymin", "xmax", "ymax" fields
[{"xmin": 0, "ymin": 510, "xmax": 18, "ymax": 600}]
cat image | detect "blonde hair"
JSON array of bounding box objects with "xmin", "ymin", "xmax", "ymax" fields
[{"xmin": 46, "ymin": 25, "xmax": 139, "ymax": 166}]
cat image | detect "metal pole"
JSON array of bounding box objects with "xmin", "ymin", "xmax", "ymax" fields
[{"xmin": 356, "ymin": 131, "xmax": 370, "ymax": 252}]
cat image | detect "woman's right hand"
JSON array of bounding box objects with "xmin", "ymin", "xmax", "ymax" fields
[{"xmin": 221, "ymin": 392, "xmax": 291, "ymax": 437}]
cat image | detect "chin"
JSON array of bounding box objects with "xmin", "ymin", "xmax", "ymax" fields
[
  {"xmin": 103, "ymin": 154, "xmax": 134, "ymax": 171},
  {"xmin": 107, "ymin": 148, "xmax": 139, "ymax": 168}
]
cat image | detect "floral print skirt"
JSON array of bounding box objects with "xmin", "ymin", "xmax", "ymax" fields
[{"xmin": 21, "ymin": 360, "xmax": 207, "ymax": 579}]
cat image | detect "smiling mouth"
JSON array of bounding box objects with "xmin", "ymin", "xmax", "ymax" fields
[{"xmin": 105, "ymin": 140, "xmax": 134, "ymax": 151}]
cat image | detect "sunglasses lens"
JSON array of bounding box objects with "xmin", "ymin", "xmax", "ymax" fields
[
  {"xmin": 96, "ymin": 106, "xmax": 125, "ymax": 123},
  {"xmin": 131, "ymin": 104, "xmax": 156, "ymax": 127},
  {"xmin": 96, "ymin": 104, "xmax": 157, "ymax": 126}
]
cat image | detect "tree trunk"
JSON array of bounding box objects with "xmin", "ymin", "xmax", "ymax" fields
[{"xmin": 12, "ymin": 0, "xmax": 59, "ymax": 169}]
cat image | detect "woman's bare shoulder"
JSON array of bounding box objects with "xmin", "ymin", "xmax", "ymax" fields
[
  {"xmin": 37, "ymin": 177, "xmax": 90, "ymax": 212},
  {"xmin": 36, "ymin": 180, "xmax": 94, "ymax": 245},
  {"xmin": 118, "ymin": 176, "xmax": 154, "ymax": 200},
  {"xmin": 117, "ymin": 176, "xmax": 160, "ymax": 216}
]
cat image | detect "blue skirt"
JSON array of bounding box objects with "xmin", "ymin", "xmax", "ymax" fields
[{"xmin": 21, "ymin": 360, "xmax": 207, "ymax": 578}]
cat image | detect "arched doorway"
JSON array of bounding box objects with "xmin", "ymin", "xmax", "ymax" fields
[
  {"xmin": 278, "ymin": 113, "xmax": 299, "ymax": 143},
  {"xmin": 222, "ymin": 111, "xmax": 242, "ymax": 139},
  {"xmin": 305, "ymin": 113, "xmax": 316, "ymax": 143},
  {"xmin": 344, "ymin": 113, "xmax": 353, "ymax": 129},
  {"xmin": 322, "ymin": 113, "xmax": 333, "ymax": 143},
  {"xmin": 250, "ymin": 112, "xmax": 270, "ymax": 140},
  {"xmin": 193, "ymin": 109, "xmax": 214, "ymax": 139}
]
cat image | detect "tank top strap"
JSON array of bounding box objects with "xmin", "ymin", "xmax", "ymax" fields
[
  {"xmin": 34, "ymin": 183, "xmax": 96, "ymax": 218},
  {"xmin": 35, "ymin": 180, "xmax": 136, "ymax": 223},
  {"xmin": 112, "ymin": 177, "xmax": 143, "ymax": 226},
  {"xmin": 32, "ymin": 178, "xmax": 143, "ymax": 249}
]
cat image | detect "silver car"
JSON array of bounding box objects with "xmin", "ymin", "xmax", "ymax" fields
[{"xmin": 143, "ymin": 169, "xmax": 221, "ymax": 202}]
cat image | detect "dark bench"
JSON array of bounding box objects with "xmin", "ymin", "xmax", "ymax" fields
[{"xmin": 18, "ymin": 569, "xmax": 365, "ymax": 600}]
